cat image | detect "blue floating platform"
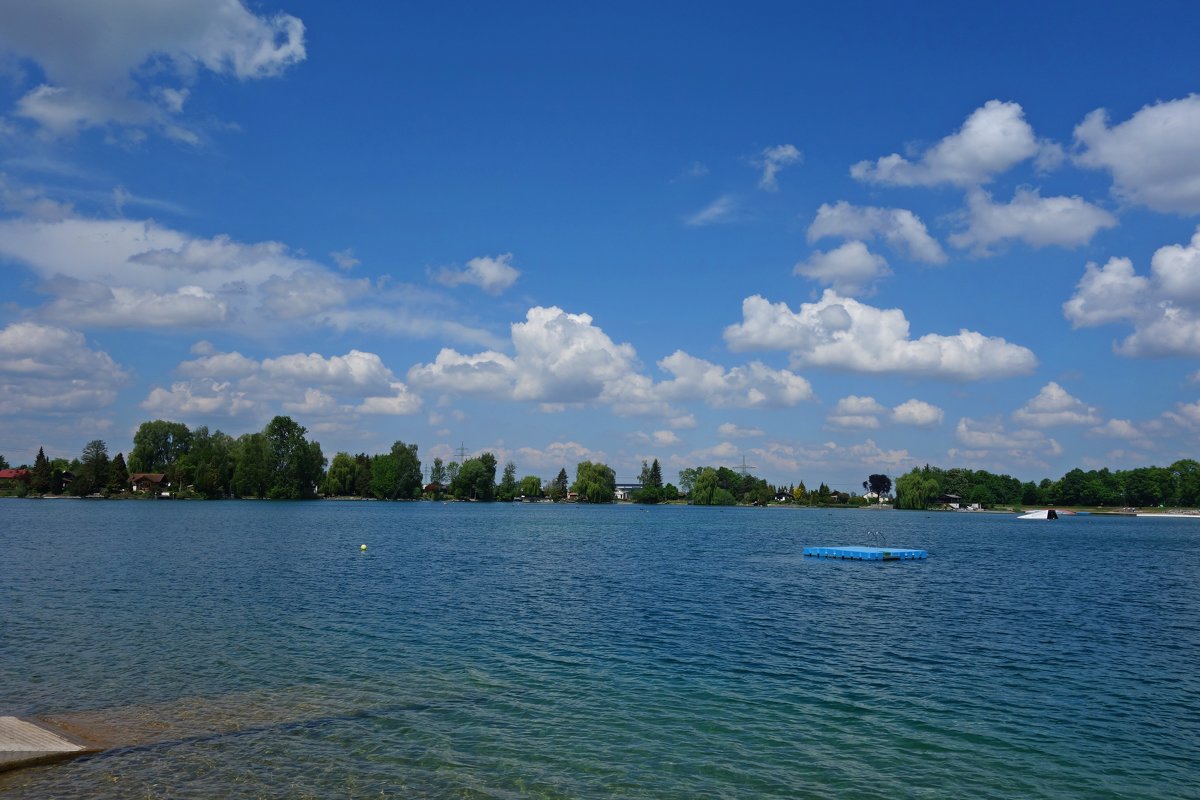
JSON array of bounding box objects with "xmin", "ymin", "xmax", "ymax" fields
[{"xmin": 803, "ymin": 546, "xmax": 927, "ymax": 561}]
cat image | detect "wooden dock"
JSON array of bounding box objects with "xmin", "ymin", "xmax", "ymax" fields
[{"xmin": 0, "ymin": 716, "xmax": 98, "ymax": 773}]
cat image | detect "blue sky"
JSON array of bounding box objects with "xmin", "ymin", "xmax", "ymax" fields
[{"xmin": 3, "ymin": 1, "xmax": 1200, "ymax": 489}]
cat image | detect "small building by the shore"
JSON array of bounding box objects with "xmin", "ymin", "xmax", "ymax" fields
[
  {"xmin": 131, "ymin": 473, "xmax": 167, "ymax": 494},
  {"xmin": 0, "ymin": 468, "xmax": 31, "ymax": 485}
]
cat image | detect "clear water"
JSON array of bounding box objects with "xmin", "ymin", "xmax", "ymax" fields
[{"xmin": 1, "ymin": 500, "xmax": 1198, "ymax": 799}]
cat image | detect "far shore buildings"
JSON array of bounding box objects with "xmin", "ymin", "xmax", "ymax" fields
[
  {"xmin": 0, "ymin": 468, "xmax": 31, "ymax": 486},
  {"xmin": 130, "ymin": 473, "xmax": 168, "ymax": 494}
]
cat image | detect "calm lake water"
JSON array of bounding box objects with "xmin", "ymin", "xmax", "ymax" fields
[{"xmin": 1, "ymin": 500, "xmax": 1198, "ymax": 799}]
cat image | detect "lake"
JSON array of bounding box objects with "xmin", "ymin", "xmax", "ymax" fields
[{"xmin": 1, "ymin": 500, "xmax": 1198, "ymax": 798}]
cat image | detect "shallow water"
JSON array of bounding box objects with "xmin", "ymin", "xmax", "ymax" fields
[{"xmin": 1, "ymin": 500, "xmax": 1198, "ymax": 798}]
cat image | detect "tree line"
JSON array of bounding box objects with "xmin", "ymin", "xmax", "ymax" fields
[
  {"xmin": 2, "ymin": 417, "xmax": 861, "ymax": 506},
  {"xmin": 894, "ymin": 461, "xmax": 1200, "ymax": 509}
]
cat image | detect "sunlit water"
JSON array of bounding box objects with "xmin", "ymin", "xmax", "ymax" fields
[{"xmin": 1, "ymin": 500, "xmax": 1198, "ymax": 798}]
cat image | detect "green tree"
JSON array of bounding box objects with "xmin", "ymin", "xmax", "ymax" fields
[
  {"xmin": 497, "ymin": 461, "xmax": 519, "ymax": 501},
  {"xmin": 75, "ymin": 439, "xmax": 110, "ymax": 496},
  {"xmin": 690, "ymin": 467, "xmax": 736, "ymax": 505},
  {"xmin": 233, "ymin": 433, "xmax": 270, "ymax": 498},
  {"xmin": 895, "ymin": 468, "xmax": 940, "ymax": 510},
  {"xmin": 476, "ymin": 453, "xmax": 498, "ymax": 501},
  {"xmin": 353, "ymin": 453, "xmax": 373, "ymax": 497},
  {"xmin": 632, "ymin": 485, "xmax": 662, "ymax": 504},
  {"xmin": 519, "ymin": 475, "xmax": 543, "ymax": 498},
  {"xmin": 31, "ymin": 447, "xmax": 51, "ymax": 494},
  {"xmin": 1172, "ymin": 459, "xmax": 1200, "ymax": 506},
  {"xmin": 389, "ymin": 440, "xmax": 423, "ymax": 499},
  {"xmin": 322, "ymin": 452, "xmax": 357, "ymax": 496},
  {"xmin": 548, "ymin": 467, "xmax": 569, "ymax": 501},
  {"xmin": 677, "ymin": 467, "xmax": 700, "ymax": 498},
  {"xmin": 263, "ymin": 416, "xmax": 325, "ymax": 499},
  {"xmin": 863, "ymin": 473, "xmax": 892, "ymax": 499},
  {"xmin": 108, "ymin": 452, "xmax": 130, "ymax": 494},
  {"xmin": 571, "ymin": 460, "xmax": 616, "ymax": 503},
  {"xmin": 429, "ymin": 457, "xmax": 448, "ymax": 486},
  {"xmin": 129, "ymin": 420, "xmax": 192, "ymax": 473},
  {"xmin": 186, "ymin": 427, "xmax": 237, "ymax": 499},
  {"xmin": 371, "ymin": 454, "xmax": 400, "ymax": 499}
]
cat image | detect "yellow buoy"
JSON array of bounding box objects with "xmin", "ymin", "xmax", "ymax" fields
[{"xmin": 360, "ymin": 544, "xmax": 368, "ymax": 551}]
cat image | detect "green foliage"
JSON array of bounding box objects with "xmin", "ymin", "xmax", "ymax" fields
[
  {"xmin": 263, "ymin": 416, "xmax": 325, "ymax": 499},
  {"xmin": 895, "ymin": 469, "xmax": 940, "ymax": 510},
  {"xmin": 353, "ymin": 453, "xmax": 373, "ymax": 497},
  {"xmin": 450, "ymin": 453, "xmax": 498, "ymax": 500},
  {"xmin": 73, "ymin": 439, "xmax": 110, "ymax": 496},
  {"xmin": 129, "ymin": 420, "xmax": 192, "ymax": 473},
  {"xmin": 233, "ymin": 433, "xmax": 270, "ymax": 498},
  {"xmin": 690, "ymin": 468, "xmax": 733, "ymax": 505},
  {"xmin": 571, "ymin": 460, "xmax": 616, "ymax": 503},
  {"xmin": 0, "ymin": 453, "xmax": 7, "ymax": 470},
  {"xmin": 108, "ymin": 452, "xmax": 130, "ymax": 494},
  {"xmin": 677, "ymin": 467, "xmax": 699, "ymax": 497},
  {"xmin": 678, "ymin": 464, "xmax": 774, "ymax": 505},
  {"xmin": 389, "ymin": 440, "xmax": 423, "ymax": 499},
  {"xmin": 548, "ymin": 468, "xmax": 569, "ymax": 501},
  {"xmin": 371, "ymin": 454, "xmax": 400, "ymax": 499},
  {"xmin": 631, "ymin": 486, "xmax": 662, "ymax": 504},
  {"xmin": 637, "ymin": 459, "xmax": 664, "ymax": 489},
  {"xmin": 497, "ymin": 461, "xmax": 519, "ymax": 501},
  {"xmin": 429, "ymin": 457, "xmax": 448, "ymax": 486},
  {"xmin": 864, "ymin": 473, "xmax": 892, "ymax": 498},
  {"xmin": 32, "ymin": 447, "xmax": 51, "ymax": 494},
  {"xmin": 186, "ymin": 427, "xmax": 237, "ymax": 499},
  {"xmin": 322, "ymin": 452, "xmax": 357, "ymax": 497},
  {"xmin": 519, "ymin": 475, "xmax": 543, "ymax": 498}
]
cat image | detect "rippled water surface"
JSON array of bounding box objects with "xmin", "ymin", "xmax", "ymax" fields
[{"xmin": 2, "ymin": 500, "xmax": 1198, "ymax": 798}]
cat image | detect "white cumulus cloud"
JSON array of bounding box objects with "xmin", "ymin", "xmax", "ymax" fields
[
  {"xmin": 144, "ymin": 347, "xmax": 421, "ymax": 421},
  {"xmin": 1064, "ymin": 228, "xmax": 1200, "ymax": 357},
  {"xmin": 432, "ymin": 253, "xmax": 521, "ymax": 295},
  {"xmin": 955, "ymin": 417, "xmax": 1061, "ymax": 465},
  {"xmin": 724, "ymin": 291, "xmax": 1037, "ymax": 380},
  {"xmin": 807, "ymin": 201, "xmax": 946, "ymax": 264},
  {"xmin": 891, "ymin": 399, "xmax": 944, "ymax": 426},
  {"xmin": 1012, "ymin": 382, "xmax": 1100, "ymax": 427},
  {"xmin": 0, "ymin": 0, "xmax": 306, "ymax": 139},
  {"xmin": 851, "ymin": 100, "xmax": 1048, "ymax": 187},
  {"xmin": 0, "ymin": 321, "xmax": 129, "ymax": 414},
  {"xmin": 793, "ymin": 241, "xmax": 891, "ymax": 296},
  {"xmin": 1074, "ymin": 94, "xmax": 1200, "ymax": 214},
  {"xmin": 827, "ymin": 395, "xmax": 886, "ymax": 429},
  {"xmin": 407, "ymin": 306, "xmax": 814, "ymax": 418},
  {"xmin": 950, "ymin": 188, "xmax": 1117, "ymax": 254},
  {"xmin": 656, "ymin": 351, "xmax": 815, "ymax": 408}
]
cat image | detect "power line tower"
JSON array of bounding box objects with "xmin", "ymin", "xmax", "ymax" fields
[
  {"xmin": 737, "ymin": 454, "xmax": 757, "ymax": 476},
  {"xmin": 454, "ymin": 442, "xmax": 469, "ymax": 463}
]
